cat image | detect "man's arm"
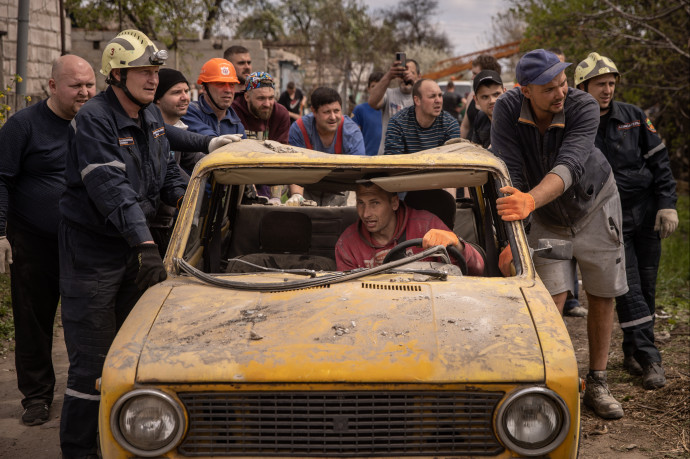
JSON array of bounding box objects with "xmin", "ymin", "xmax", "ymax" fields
[
  {"xmin": 460, "ymin": 96, "xmax": 473, "ymax": 138},
  {"xmin": 0, "ymin": 117, "xmax": 28, "ymax": 237},
  {"xmin": 443, "ymin": 113, "xmax": 461, "ymax": 143},
  {"xmin": 181, "ymin": 102, "xmax": 217, "ymax": 137},
  {"xmin": 165, "ymin": 123, "xmax": 211, "ymax": 152},
  {"xmin": 383, "ymin": 116, "xmax": 405, "ymax": 155},
  {"xmin": 344, "ymin": 117, "xmax": 366, "ymax": 156},
  {"xmin": 639, "ymin": 113, "xmax": 677, "ymax": 210},
  {"xmin": 73, "ymin": 115, "xmax": 152, "ymax": 246},
  {"xmin": 490, "ymin": 96, "xmax": 527, "ymax": 192},
  {"xmin": 288, "ymin": 119, "xmax": 306, "ymax": 148},
  {"xmin": 368, "ymin": 62, "xmax": 404, "ymax": 110}
]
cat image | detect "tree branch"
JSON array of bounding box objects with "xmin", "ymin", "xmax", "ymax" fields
[{"xmin": 601, "ymin": 0, "xmax": 689, "ymax": 59}]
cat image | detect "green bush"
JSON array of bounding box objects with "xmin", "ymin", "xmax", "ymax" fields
[{"xmin": 656, "ymin": 194, "xmax": 690, "ymax": 320}]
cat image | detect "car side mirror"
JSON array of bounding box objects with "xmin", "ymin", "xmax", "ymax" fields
[{"xmin": 531, "ymin": 239, "xmax": 573, "ymax": 260}]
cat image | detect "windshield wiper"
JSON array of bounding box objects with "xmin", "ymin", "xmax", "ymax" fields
[
  {"xmin": 175, "ymin": 245, "xmax": 451, "ymax": 292},
  {"xmin": 224, "ymin": 258, "xmax": 317, "ymax": 277}
]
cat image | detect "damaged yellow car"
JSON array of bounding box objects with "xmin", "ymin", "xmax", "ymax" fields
[{"xmin": 99, "ymin": 139, "xmax": 581, "ymax": 458}]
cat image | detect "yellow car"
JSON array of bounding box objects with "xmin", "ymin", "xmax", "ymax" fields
[{"xmin": 99, "ymin": 139, "xmax": 581, "ymax": 458}]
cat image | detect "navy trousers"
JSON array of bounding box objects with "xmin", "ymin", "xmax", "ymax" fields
[
  {"xmin": 58, "ymin": 221, "xmax": 144, "ymax": 457},
  {"xmin": 615, "ymin": 197, "xmax": 662, "ymax": 365}
]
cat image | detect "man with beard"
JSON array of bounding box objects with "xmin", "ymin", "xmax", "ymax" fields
[
  {"xmin": 232, "ymin": 72, "xmax": 290, "ymax": 142},
  {"xmin": 384, "ymin": 79, "xmax": 460, "ymax": 155}
]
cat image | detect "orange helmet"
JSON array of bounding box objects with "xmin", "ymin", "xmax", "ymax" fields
[{"xmin": 197, "ymin": 58, "xmax": 239, "ymax": 84}]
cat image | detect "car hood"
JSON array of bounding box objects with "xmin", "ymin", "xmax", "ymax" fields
[{"xmin": 135, "ymin": 276, "xmax": 545, "ymax": 384}]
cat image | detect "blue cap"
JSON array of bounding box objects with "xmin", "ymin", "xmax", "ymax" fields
[{"xmin": 516, "ymin": 49, "xmax": 571, "ymax": 86}]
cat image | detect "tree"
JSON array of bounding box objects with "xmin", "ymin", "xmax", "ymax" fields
[
  {"xmin": 378, "ymin": 0, "xmax": 452, "ymax": 53},
  {"xmin": 65, "ymin": 0, "xmax": 233, "ymax": 48},
  {"xmin": 506, "ymin": 0, "xmax": 689, "ymax": 182}
]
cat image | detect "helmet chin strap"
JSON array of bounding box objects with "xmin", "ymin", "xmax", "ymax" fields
[
  {"xmin": 202, "ymin": 83, "xmax": 226, "ymax": 112},
  {"xmin": 109, "ymin": 69, "xmax": 151, "ymax": 109}
]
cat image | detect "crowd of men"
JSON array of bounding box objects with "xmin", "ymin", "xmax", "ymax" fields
[{"xmin": 0, "ymin": 27, "xmax": 678, "ymax": 458}]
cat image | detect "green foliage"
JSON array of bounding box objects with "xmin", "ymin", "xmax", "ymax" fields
[
  {"xmin": 657, "ymin": 195, "xmax": 690, "ymax": 318},
  {"xmin": 0, "ymin": 75, "xmax": 31, "ymax": 127},
  {"xmin": 508, "ymin": 0, "xmax": 690, "ymax": 183},
  {"xmin": 65, "ymin": 0, "xmax": 226, "ymax": 48}
]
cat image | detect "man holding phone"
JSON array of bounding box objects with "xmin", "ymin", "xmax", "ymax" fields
[{"xmin": 368, "ymin": 52, "xmax": 420, "ymax": 155}]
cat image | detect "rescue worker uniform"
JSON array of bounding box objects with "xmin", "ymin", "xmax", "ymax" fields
[
  {"xmin": 58, "ymin": 85, "xmax": 186, "ymax": 457},
  {"xmin": 596, "ymin": 101, "xmax": 677, "ymax": 367}
]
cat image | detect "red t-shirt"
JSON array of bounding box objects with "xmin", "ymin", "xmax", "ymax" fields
[{"xmin": 335, "ymin": 203, "xmax": 484, "ymax": 275}]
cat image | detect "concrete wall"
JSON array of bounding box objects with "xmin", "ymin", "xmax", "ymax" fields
[{"xmin": 71, "ymin": 30, "xmax": 273, "ymax": 92}]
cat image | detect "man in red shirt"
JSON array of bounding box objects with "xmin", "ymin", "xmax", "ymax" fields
[{"xmin": 335, "ymin": 181, "xmax": 484, "ymax": 274}]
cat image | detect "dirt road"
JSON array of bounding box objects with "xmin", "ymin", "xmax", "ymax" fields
[{"xmin": 0, "ymin": 308, "xmax": 687, "ymax": 458}]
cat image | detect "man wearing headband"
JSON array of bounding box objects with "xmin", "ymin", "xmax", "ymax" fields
[
  {"xmin": 232, "ymin": 71, "xmax": 291, "ymax": 143},
  {"xmin": 490, "ymin": 49, "xmax": 628, "ymax": 420}
]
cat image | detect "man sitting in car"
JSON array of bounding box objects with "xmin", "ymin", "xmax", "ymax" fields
[{"xmin": 335, "ymin": 180, "xmax": 484, "ymax": 274}]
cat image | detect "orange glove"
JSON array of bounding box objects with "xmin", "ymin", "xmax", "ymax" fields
[
  {"xmin": 496, "ymin": 186, "xmax": 535, "ymax": 221},
  {"xmin": 422, "ymin": 229, "xmax": 460, "ymax": 249},
  {"xmin": 498, "ymin": 245, "xmax": 515, "ymax": 277}
]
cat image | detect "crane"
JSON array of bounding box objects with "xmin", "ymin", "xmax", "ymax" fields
[{"xmin": 422, "ymin": 40, "xmax": 522, "ymax": 80}]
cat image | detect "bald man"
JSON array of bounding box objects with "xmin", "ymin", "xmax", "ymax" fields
[{"xmin": 0, "ymin": 54, "xmax": 96, "ymax": 426}]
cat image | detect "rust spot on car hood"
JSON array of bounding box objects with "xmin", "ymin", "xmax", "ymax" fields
[{"xmin": 135, "ymin": 276, "xmax": 545, "ymax": 384}]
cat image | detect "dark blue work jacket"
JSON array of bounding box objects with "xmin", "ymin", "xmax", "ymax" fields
[
  {"xmin": 61, "ymin": 87, "xmax": 186, "ymax": 246},
  {"xmin": 596, "ymin": 101, "xmax": 676, "ymax": 210},
  {"xmin": 491, "ymin": 87, "xmax": 614, "ymax": 232}
]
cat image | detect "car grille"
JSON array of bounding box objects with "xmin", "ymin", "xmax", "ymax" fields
[{"xmin": 177, "ymin": 390, "xmax": 504, "ymax": 456}]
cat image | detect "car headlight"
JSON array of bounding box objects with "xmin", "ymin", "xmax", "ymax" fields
[
  {"xmin": 110, "ymin": 389, "xmax": 186, "ymax": 457},
  {"xmin": 496, "ymin": 387, "xmax": 570, "ymax": 456}
]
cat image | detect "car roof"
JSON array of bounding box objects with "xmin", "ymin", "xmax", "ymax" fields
[{"xmin": 194, "ymin": 139, "xmax": 510, "ymax": 191}]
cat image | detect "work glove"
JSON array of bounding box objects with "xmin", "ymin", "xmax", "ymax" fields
[
  {"xmin": 498, "ymin": 245, "xmax": 515, "ymax": 277},
  {"xmin": 129, "ymin": 243, "xmax": 167, "ymax": 291},
  {"xmin": 286, "ymin": 193, "xmax": 304, "ymax": 206},
  {"xmin": 422, "ymin": 229, "xmax": 460, "ymax": 249},
  {"xmin": 208, "ymin": 134, "xmax": 243, "ymax": 152},
  {"xmin": 0, "ymin": 236, "xmax": 12, "ymax": 273},
  {"xmin": 654, "ymin": 208, "xmax": 678, "ymax": 239},
  {"xmin": 496, "ymin": 186, "xmax": 536, "ymax": 221}
]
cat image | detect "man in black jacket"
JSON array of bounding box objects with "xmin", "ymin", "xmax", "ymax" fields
[
  {"xmin": 575, "ymin": 52, "xmax": 678, "ymax": 390},
  {"xmin": 0, "ymin": 54, "xmax": 96, "ymax": 427}
]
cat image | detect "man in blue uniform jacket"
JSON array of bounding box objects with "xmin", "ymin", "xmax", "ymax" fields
[{"xmin": 58, "ymin": 29, "xmax": 184, "ymax": 458}]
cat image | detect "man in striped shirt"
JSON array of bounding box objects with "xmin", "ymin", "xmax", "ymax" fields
[{"xmin": 384, "ymin": 79, "xmax": 460, "ymax": 155}]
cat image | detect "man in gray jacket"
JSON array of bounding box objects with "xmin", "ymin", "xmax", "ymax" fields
[{"xmin": 491, "ymin": 49, "xmax": 628, "ymax": 420}]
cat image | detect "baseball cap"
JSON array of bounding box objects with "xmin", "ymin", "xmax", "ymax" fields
[
  {"xmin": 154, "ymin": 68, "xmax": 188, "ymax": 102},
  {"xmin": 473, "ymin": 70, "xmax": 503, "ymax": 93},
  {"xmin": 245, "ymin": 71, "xmax": 275, "ymax": 92},
  {"xmin": 516, "ymin": 49, "xmax": 571, "ymax": 86}
]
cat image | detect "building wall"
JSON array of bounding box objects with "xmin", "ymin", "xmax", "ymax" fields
[
  {"xmin": 0, "ymin": 0, "xmax": 66, "ymax": 105},
  {"xmin": 71, "ymin": 30, "xmax": 271, "ymax": 93}
]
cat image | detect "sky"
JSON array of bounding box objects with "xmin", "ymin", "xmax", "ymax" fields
[{"xmin": 374, "ymin": 0, "xmax": 507, "ymax": 57}]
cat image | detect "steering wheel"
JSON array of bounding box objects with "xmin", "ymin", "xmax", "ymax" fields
[{"xmin": 382, "ymin": 238, "xmax": 467, "ymax": 275}]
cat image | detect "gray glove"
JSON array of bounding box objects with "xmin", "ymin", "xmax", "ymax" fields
[
  {"xmin": 654, "ymin": 208, "xmax": 678, "ymax": 239},
  {"xmin": 0, "ymin": 236, "xmax": 11, "ymax": 273},
  {"xmin": 208, "ymin": 134, "xmax": 243, "ymax": 152}
]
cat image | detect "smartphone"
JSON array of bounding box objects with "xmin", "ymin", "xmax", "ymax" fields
[{"xmin": 395, "ymin": 52, "xmax": 406, "ymax": 67}]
